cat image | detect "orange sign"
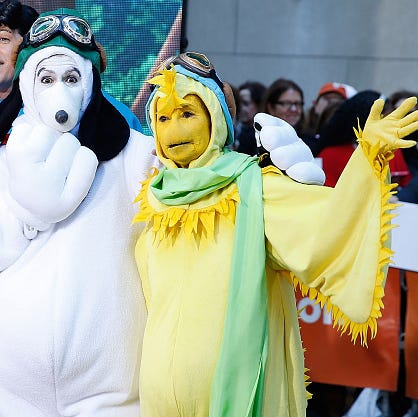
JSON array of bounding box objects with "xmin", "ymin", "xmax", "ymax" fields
[
  {"xmin": 405, "ymin": 271, "xmax": 418, "ymax": 399},
  {"xmin": 296, "ymin": 268, "xmax": 401, "ymax": 390}
]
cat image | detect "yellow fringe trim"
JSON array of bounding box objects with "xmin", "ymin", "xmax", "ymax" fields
[
  {"xmin": 293, "ymin": 128, "xmax": 397, "ymax": 347},
  {"xmin": 299, "ymin": 327, "xmax": 312, "ymax": 400},
  {"xmin": 305, "ymin": 367, "xmax": 313, "ymax": 400},
  {"xmin": 133, "ymin": 169, "xmax": 240, "ymax": 245}
]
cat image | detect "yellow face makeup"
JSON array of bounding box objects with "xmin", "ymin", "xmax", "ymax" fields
[{"xmin": 156, "ymin": 94, "xmax": 211, "ymax": 167}]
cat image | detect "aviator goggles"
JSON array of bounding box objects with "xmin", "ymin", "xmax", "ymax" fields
[
  {"xmin": 157, "ymin": 52, "xmax": 224, "ymax": 91},
  {"xmin": 22, "ymin": 14, "xmax": 98, "ymax": 51}
]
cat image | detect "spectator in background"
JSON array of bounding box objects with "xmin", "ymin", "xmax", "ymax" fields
[
  {"xmin": 306, "ymin": 100, "xmax": 342, "ymax": 158},
  {"xmin": 263, "ymin": 77, "xmax": 305, "ymax": 136},
  {"xmin": 303, "ymin": 82, "xmax": 357, "ymax": 155},
  {"xmin": 230, "ymin": 83, "xmax": 240, "ymax": 125},
  {"xmin": 317, "ymin": 90, "xmax": 411, "ymax": 187},
  {"xmin": 386, "ymin": 89, "xmax": 418, "ymax": 114},
  {"xmin": 0, "ymin": 0, "xmax": 38, "ymax": 101},
  {"xmin": 234, "ymin": 80, "xmax": 266, "ymax": 155},
  {"xmin": 395, "ymin": 141, "xmax": 418, "ymax": 203}
]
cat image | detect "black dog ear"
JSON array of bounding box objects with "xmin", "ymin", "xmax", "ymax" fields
[
  {"xmin": 77, "ymin": 67, "xmax": 130, "ymax": 161},
  {"xmin": 0, "ymin": 80, "xmax": 23, "ymax": 144}
]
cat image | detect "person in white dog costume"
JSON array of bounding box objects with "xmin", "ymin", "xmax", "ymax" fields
[{"xmin": 0, "ymin": 8, "xmax": 324, "ymax": 417}]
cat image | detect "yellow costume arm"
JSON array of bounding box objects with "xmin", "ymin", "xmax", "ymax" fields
[{"xmin": 263, "ymin": 97, "xmax": 418, "ymax": 345}]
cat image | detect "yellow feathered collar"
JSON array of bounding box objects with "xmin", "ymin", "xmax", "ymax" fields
[{"xmin": 133, "ymin": 169, "xmax": 240, "ymax": 245}]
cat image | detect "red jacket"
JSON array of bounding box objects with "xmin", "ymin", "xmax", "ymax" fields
[{"xmin": 318, "ymin": 143, "xmax": 411, "ymax": 187}]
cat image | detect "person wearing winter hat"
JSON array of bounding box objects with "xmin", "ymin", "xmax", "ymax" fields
[
  {"xmin": 133, "ymin": 52, "xmax": 418, "ymax": 417},
  {"xmin": 302, "ymin": 81, "xmax": 358, "ymax": 154},
  {"xmin": 315, "ymin": 82, "xmax": 357, "ymax": 111}
]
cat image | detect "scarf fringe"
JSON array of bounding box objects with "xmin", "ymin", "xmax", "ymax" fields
[
  {"xmin": 133, "ymin": 169, "xmax": 240, "ymax": 244},
  {"xmin": 293, "ymin": 130, "xmax": 397, "ymax": 347}
]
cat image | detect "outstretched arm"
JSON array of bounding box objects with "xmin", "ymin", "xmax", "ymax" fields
[{"xmin": 263, "ymin": 97, "xmax": 418, "ymax": 345}]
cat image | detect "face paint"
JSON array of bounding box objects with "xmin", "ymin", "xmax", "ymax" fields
[
  {"xmin": 156, "ymin": 94, "xmax": 211, "ymax": 168},
  {"xmin": 33, "ymin": 54, "xmax": 84, "ymax": 132}
]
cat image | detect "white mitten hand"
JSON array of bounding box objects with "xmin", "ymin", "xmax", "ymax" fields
[
  {"xmin": 254, "ymin": 113, "xmax": 325, "ymax": 185},
  {"xmin": 6, "ymin": 123, "xmax": 98, "ymax": 228}
]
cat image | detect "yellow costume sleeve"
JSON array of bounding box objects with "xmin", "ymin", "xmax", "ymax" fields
[{"xmin": 263, "ymin": 97, "xmax": 418, "ymax": 345}]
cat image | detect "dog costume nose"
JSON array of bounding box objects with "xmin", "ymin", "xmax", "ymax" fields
[{"xmin": 55, "ymin": 110, "xmax": 69, "ymax": 124}]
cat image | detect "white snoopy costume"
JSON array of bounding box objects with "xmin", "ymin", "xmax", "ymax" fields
[{"xmin": 0, "ymin": 44, "xmax": 157, "ymax": 416}]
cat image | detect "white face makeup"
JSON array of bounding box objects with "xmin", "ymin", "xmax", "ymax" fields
[{"xmin": 34, "ymin": 54, "xmax": 84, "ymax": 132}]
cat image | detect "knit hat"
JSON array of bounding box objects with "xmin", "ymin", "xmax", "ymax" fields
[
  {"xmin": 14, "ymin": 8, "xmax": 103, "ymax": 79},
  {"xmin": 317, "ymin": 82, "xmax": 357, "ymax": 100}
]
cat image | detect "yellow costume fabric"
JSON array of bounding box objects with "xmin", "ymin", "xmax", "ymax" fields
[
  {"xmin": 133, "ymin": 68, "xmax": 413, "ymax": 417},
  {"xmin": 134, "ymin": 144, "xmax": 391, "ymax": 417}
]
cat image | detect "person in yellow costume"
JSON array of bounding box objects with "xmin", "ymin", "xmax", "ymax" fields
[{"xmin": 133, "ymin": 52, "xmax": 418, "ymax": 417}]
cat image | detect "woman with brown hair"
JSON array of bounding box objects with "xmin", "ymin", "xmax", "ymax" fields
[{"xmin": 263, "ymin": 77, "xmax": 305, "ymax": 136}]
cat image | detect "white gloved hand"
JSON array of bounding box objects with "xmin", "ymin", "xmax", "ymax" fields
[
  {"xmin": 6, "ymin": 123, "xmax": 98, "ymax": 231},
  {"xmin": 254, "ymin": 113, "xmax": 325, "ymax": 185}
]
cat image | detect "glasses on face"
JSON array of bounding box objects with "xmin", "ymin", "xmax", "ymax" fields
[
  {"xmin": 275, "ymin": 100, "xmax": 304, "ymax": 110},
  {"xmin": 156, "ymin": 51, "xmax": 224, "ymax": 91},
  {"xmin": 23, "ymin": 14, "xmax": 98, "ymax": 51}
]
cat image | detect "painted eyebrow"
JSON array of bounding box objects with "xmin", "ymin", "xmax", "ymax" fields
[
  {"xmin": 65, "ymin": 67, "xmax": 81, "ymax": 77},
  {"xmin": 36, "ymin": 67, "xmax": 81, "ymax": 77},
  {"xmin": 36, "ymin": 67, "xmax": 49, "ymax": 77}
]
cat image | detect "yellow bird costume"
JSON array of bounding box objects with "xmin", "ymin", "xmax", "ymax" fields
[{"xmin": 133, "ymin": 54, "xmax": 418, "ymax": 417}]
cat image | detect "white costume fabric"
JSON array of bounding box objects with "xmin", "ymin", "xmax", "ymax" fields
[{"xmin": 0, "ymin": 47, "xmax": 157, "ymax": 416}]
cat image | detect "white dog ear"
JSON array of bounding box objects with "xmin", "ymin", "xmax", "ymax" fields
[{"xmin": 77, "ymin": 68, "xmax": 130, "ymax": 161}]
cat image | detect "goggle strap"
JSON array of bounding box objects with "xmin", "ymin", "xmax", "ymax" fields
[{"xmin": 208, "ymin": 68, "xmax": 224, "ymax": 92}]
